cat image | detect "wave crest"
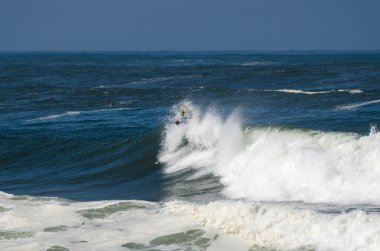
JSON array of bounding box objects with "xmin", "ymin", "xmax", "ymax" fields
[
  {"xmin": 27, "ymin": 108, "xmax": 132, "ymax": 121},
  {"xmin": 249, "ymin": 89, "xmax": 363, "ymax": 95},
  {"xmin": 336, "ymin": 99, "xmax": 380, "ymax": 110}
]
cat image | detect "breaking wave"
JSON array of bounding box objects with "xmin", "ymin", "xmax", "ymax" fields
[{"xmin": 159, "ymin": 103, "xmax": 380, "ymax": 204}]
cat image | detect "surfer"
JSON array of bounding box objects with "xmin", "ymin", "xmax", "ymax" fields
[
  {"xmin": 180, "ymin": 104, "xmax": 186, "ymax": 118},
  {"xmin": 175, "ymin": 104, "xmax": 187, "ymax": 125}
]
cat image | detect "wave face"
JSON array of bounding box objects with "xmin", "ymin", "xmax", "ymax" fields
[{"xmin": 160, "ymin": 103, "xmax": 380, "ymax": 204}]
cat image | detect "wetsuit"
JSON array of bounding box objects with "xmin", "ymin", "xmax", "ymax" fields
[{"xmin": 180, "ymin": 105, "xmax": 185, "ymax": 117}]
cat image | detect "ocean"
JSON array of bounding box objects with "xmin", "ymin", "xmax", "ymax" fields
[{"xmin": 1, "ymin": 51, "xmax": 380, "ymax": 250}]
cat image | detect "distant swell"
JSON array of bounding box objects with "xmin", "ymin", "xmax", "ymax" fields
[
  {"xmin": 159, "ymin": 103, "xmax": 380, "ymax": 204},
  {"xmin": 274, "ymin": 89, "xmax": 331, "ymax": 94},
  {"xmin": 95, "ymin": 74, "xmax": 202, "ymax": 88},
  {"xmin": 249, "ymin": 89, "xmax": 363, "ymax": 95},
  {"xmin": 336, "ymin": 99, "xmax": 380, "ymax": 110},
  {"xmin": 28, "ymin": 108, "xmax": 132, "ymax": 121},
  {"xmin": 240, "ymin": 61, "xmax": 272, "ymax": 66}
]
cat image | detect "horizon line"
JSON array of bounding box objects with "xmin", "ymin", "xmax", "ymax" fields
[{"xmin": 1, "ymin": 49, "xmax": 380, "ymax": 54}]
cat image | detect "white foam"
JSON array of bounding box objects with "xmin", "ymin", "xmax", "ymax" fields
[
  {"xmin": 274, "ymin": 89, "xmax": 332, "ymax": 94},
  {"xmin": 165, "ymin": 200, "xmax": 380, "ymax": 251},
  {"xmin": 0, "ymin": 192, "xmax": 250, "ymax": 251},
  {"xmin": 338, "ymin": 89, "xmax": 363, "ymax": 94},
  {"xmin": 336, "ymin": 99, "xmax": 380, "ymax": 110},
  {"xmin": 3, "ymin": 191, "xmax": 380, "ymax": 250},
  {"xmin": 29, "ymin": 111, "xmax": 82, "ymax": 121},
  {"xmin": 160, "ymin": 103, "xmax": 380, "ymax": 204}
]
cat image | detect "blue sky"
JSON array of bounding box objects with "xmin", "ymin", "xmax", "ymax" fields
[{"xmin": 1, "ymin": 0, "xmax": 379, "ymax": 51}]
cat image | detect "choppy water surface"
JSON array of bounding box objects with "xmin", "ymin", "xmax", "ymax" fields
[{"xmin": 1, "ymin": 52, "xmax": 380, "ymax": 250}]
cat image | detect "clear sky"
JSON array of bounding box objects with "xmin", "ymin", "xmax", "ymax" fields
[{"xmin": 1, "ymin": 0, "xmax": 380, "ymax": 51}]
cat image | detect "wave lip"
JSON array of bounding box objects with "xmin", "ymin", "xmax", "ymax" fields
[{"xmin": 160, "ymin": 103, "xmax": 380, "ymax": 205}]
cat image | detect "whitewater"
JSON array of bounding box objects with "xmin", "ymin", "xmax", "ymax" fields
[{"xmin": 2, "ymin": 188, "xmax": 380, "ymax": 250}]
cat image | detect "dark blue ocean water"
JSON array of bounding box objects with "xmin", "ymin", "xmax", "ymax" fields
[{"xmin": 1, "ymin": 51, "xmax": 380, "ymax": 202}]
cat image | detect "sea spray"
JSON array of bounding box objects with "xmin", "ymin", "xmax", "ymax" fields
[{"xmin": 370, "ymin": 124, "xmax": 378, "ymax": 135}]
